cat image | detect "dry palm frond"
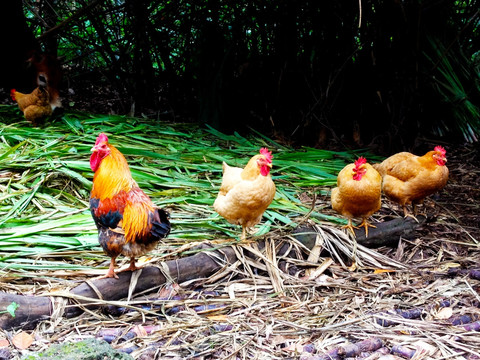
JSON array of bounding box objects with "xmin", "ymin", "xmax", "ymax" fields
[{"xmin": 311, "ymin": 223, "xmax": 406, "ymax": 270}]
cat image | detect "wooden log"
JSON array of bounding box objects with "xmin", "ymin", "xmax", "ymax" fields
[
  {"xmin": 0, "ymin": 216, "xmax": 424, "ymax": 330},
  {"xmin": 0, "ymin": 293, "xmax": 51, "ymax": 331},
  {"xmin": 66, "ymin": 243, "xmax": 237, "ymax": 318},
  {"xmin": 0, "ymin": 244, "xmax": 236, "ymax": 330},
  {"xmin": 293, "ymin": 215, "xmax": 426, "ymax": 250}
]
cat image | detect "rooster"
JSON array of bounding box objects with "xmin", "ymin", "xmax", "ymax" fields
[
  {"xmin": 331, "ymin": 157, "xmax": 382, "ymax": 237},
  {"xmin": 90, "ymin": 133, "xmax": 171, "ymax": 278},
  {"xmin": 214, "ymin": 148, "xmax": 276, "ymax": 241},
  {"xmin": 373, "ymin": 146, "xmax": 449, "ymax": 217},
  {"xmin": 10, "ymin": 80, "xmax": 52, "ymax": 125}
]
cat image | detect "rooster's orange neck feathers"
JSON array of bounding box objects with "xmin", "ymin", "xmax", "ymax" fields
[{"xmin": 91, "ymin": 144, "xmax": 136, "ymax": 201}]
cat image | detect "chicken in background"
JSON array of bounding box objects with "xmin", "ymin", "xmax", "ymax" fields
[
  {"xmin": 10, "ymin": 52, "xmax": 62, "ymax": 124},
  {"xmin": 373, "ymin": 146, "xmax": 449, "ymax": 218},
  {"xmin": 10, "ymin": 77, "xmax": 52, "ymax": 125},
  {"xmin": 28, "ymin": 52, "xmax": 62, "ymax": 109},
  {"xmin": 90, "ymin": 133, "xmax": 171, "ymax": 278},
  {"xmin": 214, "ymin": 148, "xmax": 276, "ymax": 241},
  {"xmin": 331, "ymin": 157, "xmax": 382, "ymax": 237}
]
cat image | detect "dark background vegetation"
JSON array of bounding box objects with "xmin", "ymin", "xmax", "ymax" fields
[{"xmin": 1, "ymin": 0, "xmax": 480, "ymax": 152}]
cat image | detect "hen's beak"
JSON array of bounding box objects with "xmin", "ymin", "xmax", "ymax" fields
[{"xmin": 435, "ymin": 154, "xmax": 447, "ymax": 163}]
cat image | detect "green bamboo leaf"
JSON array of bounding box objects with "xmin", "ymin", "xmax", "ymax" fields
[
  {"xmin": 0, "ymin": 111, "xmax": 368, "ymax": 270},
  {"xmin": 0, "ymin": 140, "xmax": 27, "ymax": 162}
]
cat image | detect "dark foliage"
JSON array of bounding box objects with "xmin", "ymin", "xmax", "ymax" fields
[{"xmin": 5, "ymin": 0, "xmax": 480, "ymax": 149}]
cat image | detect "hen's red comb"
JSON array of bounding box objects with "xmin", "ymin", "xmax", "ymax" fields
[
  {"xmin": 434, "ymin": 146, "xmax": 446, "ymax": 156},
  {"xmin": 95, "ymin": 133, "xmax": 109, "ymax": 145},
  {"xmin": 260, "ymin": 148, "xmax": 273, "ymax": 163},
  {"xmin": 354, "ymin": 157, "xmax": 367, "ymax": 168},
  {"xmin": 10, "ymin": 89, "xmax": 16, "ymax": 100}
]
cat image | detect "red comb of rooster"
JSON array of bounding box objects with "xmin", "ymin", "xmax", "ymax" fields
[
  {"xmin": 260, "ymin": 148, "xmax": 273, "ymax": 163},
  {"xmin": 10, "ymin": 89, "xmax": 16, "ymax": 100},
  {"xmin": 354, "ymin": 157, "xmax": 367, "ymax": 168},
  {"xmin": 434, "ymin": 146, "xmax": 446, "ymax": 155},
  {"xmin": 95, "ymin": 133, "xmax": 109, "ymax": 145}
]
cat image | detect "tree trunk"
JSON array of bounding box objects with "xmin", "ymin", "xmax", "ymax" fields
[
  {"xmin": 125, "ymin": 0, "xmax": 156, "ymax": 113},
  {"xmin": 0, "ymin": 2, "xmax": 40, "ymax": 92}
]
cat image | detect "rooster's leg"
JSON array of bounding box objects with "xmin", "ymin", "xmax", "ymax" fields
[
  {"xmin": 114, "ymin": 257, "xmax": 141, "ymax": 274},
  {"xmin": 358, "ymin": 218, "xmax": 376, "ymax": 238},
  {"xmin": 341, "ymin": 219, "xmax": 358, "ymax": 238},
  {"xmin": 99, "ymin": 257, "xmax": 119, "ymax": 279},
  {"xmin": 125, "ymin": 257, "xmax": 139, "ymax": 272}
]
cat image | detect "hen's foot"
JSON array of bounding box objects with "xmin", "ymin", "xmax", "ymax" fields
[
  {"xmin": 403, "ymin": 206, "xmax": 419, "ymax": 223},
  {"xmin": 341, "ymin": 222, "xmax": 358, "ymax": 238},
  {"xmin": 358, "ymin": 219, "xmax": 376, "ymax": 238}
]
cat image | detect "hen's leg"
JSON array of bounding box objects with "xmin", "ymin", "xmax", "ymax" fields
[
  {"xmin": 340, "ymin": 219, "xmax": 358, "ymax": 271},
  {"xmin": 412, "ymin": 202, "xmax": 427, "ymax": 217},
  {"xmin": 241, "ymin": 226, "xmax": 247, "ymax": 242},
  {"xmin": 403, "ymin": 205, "xmax": 419, "ymax": 222},
  {"xmin": 341, "ymin": 219, "xmax": 357, "ymax": 238},
  {"xmin": 358, "ymin": 218, "xmax": 376, "ymax": 237}
]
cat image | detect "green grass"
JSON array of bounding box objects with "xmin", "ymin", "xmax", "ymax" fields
[
  {"xmin": 0, "ymin": 106, "xmax": 379, "ymax": 271},
  {"xmin": 425, "ymin": 37, "xmax": 480, "ymax": 142}
]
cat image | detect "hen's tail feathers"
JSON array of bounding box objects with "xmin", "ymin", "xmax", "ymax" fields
[
  {"xmin": 222, "ymin": 161, "xmax": 229, "ymax": 173},
  {"xmin": 152, "ymin": 208, "xmax": 171, "ymax": 239}
]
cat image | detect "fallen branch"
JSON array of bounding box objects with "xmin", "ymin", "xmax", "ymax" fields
[
  {"xmin": 0, "ymin": 216, "xmax": 425, "ymax": 330},
  {"xmin": 0, "ymin": 244, "xmax": 236, "ymax": 330},
  {"xmin": 294, "ymin": 215, "xmax": 426, "ymax": 250}
]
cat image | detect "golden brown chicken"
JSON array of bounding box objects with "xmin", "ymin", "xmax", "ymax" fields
[
  {"xmin": 373, "ymin": 146, "xmax": 448, "ymax": 217},
  {"xmin": 331, "ymin": 157, "xmax": 382, "ymax": 237},
  {"xmin": 10, "ymin": 85, "xmax": 52, "ymax": 125},
  {"xmin": 214, "ymin": 148, "xmax": 276, "ymax": 241},
  {"xmin": 28, "ymin": 53, "xmax": 62, "ymax": 109}
]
